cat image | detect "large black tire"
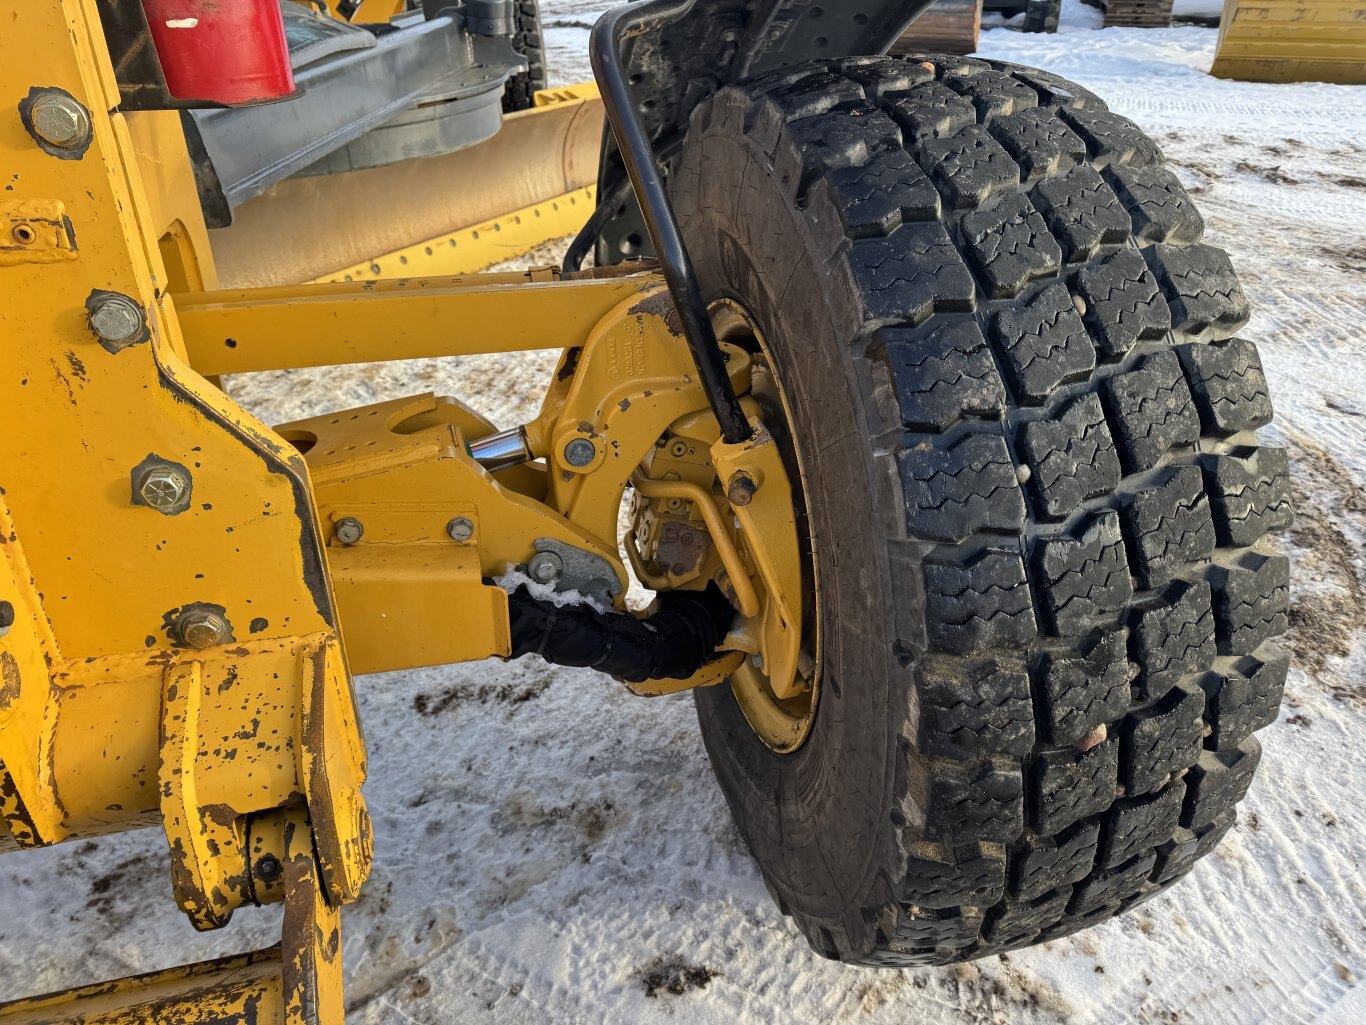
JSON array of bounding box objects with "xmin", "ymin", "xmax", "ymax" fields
[
  {"xmin": 673, "ymin": 56, "xmax": 1291, "ymax": 965},
  {"xmin": 501, "ymin": 0, "xmax": 547, "ymax": 113}
]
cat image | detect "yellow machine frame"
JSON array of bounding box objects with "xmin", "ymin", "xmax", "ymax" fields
[{"xmin": 0, "ymin": 3, "xmax": 802, "ymax": 1021}]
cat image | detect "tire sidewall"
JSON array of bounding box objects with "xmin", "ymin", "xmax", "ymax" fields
[{"xmin": 677, "ymin": 124, "xmax": 913, "ymax": 930}]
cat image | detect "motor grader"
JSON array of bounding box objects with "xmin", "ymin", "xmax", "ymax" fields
[{"xmin": 0, "ymin": 0, "xmax": 1292, "ymax": 1021}]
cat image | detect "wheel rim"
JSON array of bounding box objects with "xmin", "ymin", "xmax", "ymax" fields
[{"xmin": 709, "ymin": 299, "xmax": 821, "ymax": 754}]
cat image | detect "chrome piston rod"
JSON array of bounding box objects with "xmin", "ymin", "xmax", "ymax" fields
[{"xmin": 470, "ymin": 426, "xmax": 532, "ymax": 471}]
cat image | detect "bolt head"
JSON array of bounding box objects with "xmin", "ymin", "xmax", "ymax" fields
[
  {"xmin": 255, "ymin": 855, "xmax": 283, "ymax": 883},
  {"xmin": 90, "ymin": 294, "xmax": 145, "ymax": 345},
  {"xmin": 527, "ymin": 551, "xmax": 564, "ymax": 584},
  {"xmin": 177, "ymin": 609, "xmax": 231, "ymax": 649},
  {"xmin": 0, "ymin": 600, "xmax": 14, "ymax": 636},
  {"xmin": 446, "ymin": 517, "xmax": 474, "ymax": 542},
  {"xmin": 335, "ymin": 518, "xmax": 365, "ymax": 545},
  {"xmin": 30, "ymin": 93, "xmax": 90, "ymax": 149},
  {"xmin": 727, "ymin": 472, "xmax": 758, "ymax": 507},
  {"xmin": 563, "ymin": 438, "xmax": 596, "ymax": 468},
  {"xmin": 138, "ymin": 466, "xmax": 190, "ymax": 512}
]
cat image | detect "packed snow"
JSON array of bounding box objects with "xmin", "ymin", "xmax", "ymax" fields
[{"xmin": 3, "ymin": 2, "xmax": 1364, "ymax": 1023}]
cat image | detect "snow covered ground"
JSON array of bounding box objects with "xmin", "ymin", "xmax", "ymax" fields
[{"xmin": 3, "ymin": 3, "xmax": 1364, "ymax": 1023}]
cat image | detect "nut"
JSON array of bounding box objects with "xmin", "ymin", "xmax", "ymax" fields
[
  {"xmin": 29, "ymin": 91, "xmax": 91, "ymax": 149},
  {"xmin": 177, "ymin": 608, "xmax": 231, "ymax": 650},
  {"xmin": 255, "ymin": 855, "xmax": 283, "ymax": 883},
  {"xmin": 727, "ymin": 472, "xmax": 758, "ymax": 507},
  {"xmin": 137, "ymin": 465, "xmax": 190, "ymax": 513},
  {"xmin": 446, "ymin": 516, "xmax": 474, "ymax": 542},
  {"xmin": 527, "ymin": 551, "xmax": 564, "ymax": 584},
  {"xmin": 89, "ymin": 294, "xmax": 145, "ymax": 345},
  {"xmin": 335, "ymin": 517, "xmax": 365, "ymax": 545},
  {"xmin": 563, "ymin": 438, "xmax": 596, "ymax": 468}
]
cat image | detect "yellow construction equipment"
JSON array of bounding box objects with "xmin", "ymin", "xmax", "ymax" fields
[
  {"xmin": 0, "ymin": 0, "xmax": 1295, "ymax": 1021},
  {"xmin": 1211, "ymin": 0, "xmax": 1366, "ymax": 84}
]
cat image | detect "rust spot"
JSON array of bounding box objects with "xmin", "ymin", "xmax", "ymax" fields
[
  {"xmin": 217, "ymin": 665, "xmax": 240, "ymax": 694},
  {"xmin": 50, "ymin": 358, "xmax": 78, "ymax": 406},
  {"xmin": 556, "ymin": 346, "xmax": 583, "ymax": 381},
  {"xmin": 0, "ymin": 652, "xmax": 20, "ymax": 711},
  {"xmin": 249, "ymin": 617, "xmax": 269, "ymax": 634},
  {"xmin": 629, "ymin": 290, "xmax": 683, "ymax": 335},
  {"xmin": 64, "ymin": 350, "xmax": 87, "ymax": 380}
]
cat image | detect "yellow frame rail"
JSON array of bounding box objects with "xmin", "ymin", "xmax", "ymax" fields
[{"xmin": 176, "ymin": 272, "xmax": 655, "ymax": 375}]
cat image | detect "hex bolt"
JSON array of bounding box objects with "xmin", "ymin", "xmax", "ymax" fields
[
  {"xmin": 335, "ymin": 517, "xmax": 365, "ymax": 545},
  {"xmin": 29, "ymin": 91, "xmax": 91, "ymax": 150},
  {"xmin": 89, "ymin": 293, "xmax": 145, "ymax": 346},
  {"xmin": 255, "ymin": 855, "xmax": 283, "ymax": 883},
  {"xmin": 0, "ymin": 600, "xmax": 15, "ymax": 639},
  {"xmin": 727, "ymin": 472, "xmax": 758, "ymax": 507},
  {"xmin": 527, "ymin": 551, "xmax": 564, "ymax": 584},
  {"xmin": 446, "ymin": 517, "xmax": 474, "ymax": 542},
  {"xmin": 137, "ymin": 464, "xmax": 190, "ymax": 513},
  {"xmin": 563, "ymin": 438, "xmax": 597, "ymax": 468},
  {"xmin": 177, "ymin": 608, "xmax": 231, "ymax": 649}
]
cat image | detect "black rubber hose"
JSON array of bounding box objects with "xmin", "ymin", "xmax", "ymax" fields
[
  {"xmin": 507, "ymin": 584, "xmax": 736, "ymax": 683},
  {"xmin": 563, "ymin": 174, "xmax": 634, "ymax": 273}
]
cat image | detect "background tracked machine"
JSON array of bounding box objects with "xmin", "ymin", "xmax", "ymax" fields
[{"xmin": 0, "ymin": 1, "xmax": 1294, "ymax": 1021}]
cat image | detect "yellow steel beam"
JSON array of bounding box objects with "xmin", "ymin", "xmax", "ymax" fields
[
  {"xmin": 175, "ymin": 272, "xmax": 660, "ymax": 376},
  {"xmin": 316, "ymin": 185, "xmax": 597, "ymax": 283}
]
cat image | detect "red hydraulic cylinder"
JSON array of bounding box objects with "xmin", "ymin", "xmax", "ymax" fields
[{"xmin": 141, "ymin": 0, "xmax": 295, "ymax": 105}]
